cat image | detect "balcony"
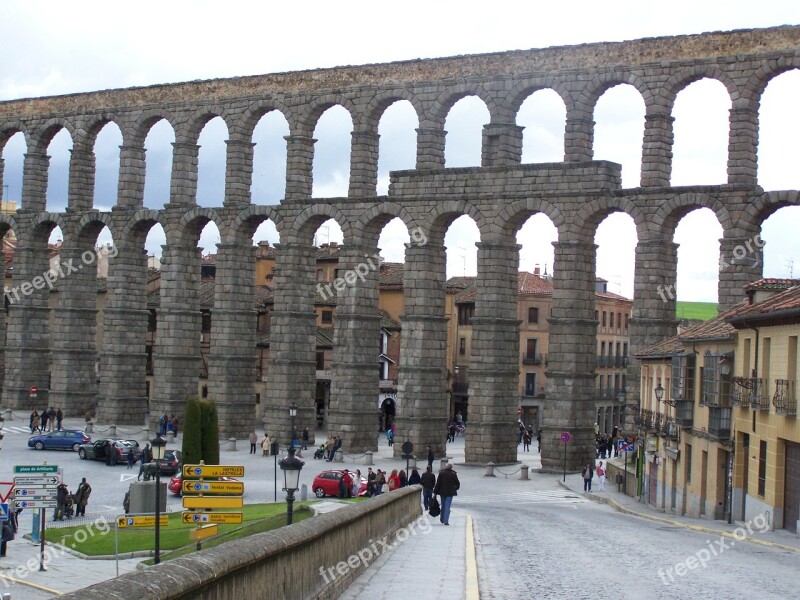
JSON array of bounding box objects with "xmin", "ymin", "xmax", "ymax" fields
[
  {"xmin": 641, "ymin": 408, "xmax": 654, "ymax": 431},
  {"xmin": 675, "ymin": 399, "xmax": 694, "ymax": 427},
  {"xmin": 615, "ymin": 356, "xmax": 629, "ymax": 368},
  {"xmin": 522, "ymin": 352, "xmax": 544, "ymax": 365},
  {"xmin": 664, "ymin": 417, "xmax": 679, "ymax": 439},
  {"xmin": 773, "ymin": 379, "xmax": 797, "ymax": 416},
  {"xmin": 597, "ymin": 355, "xmax": 608, "ymax": 368},
  {"xmin": 708, "ymin": 406, "xmax": 732, "ymax": 440},
  {"xmin": 654, "ymin": 412, "xmax": 665, "ymax": 434},
  {"xmin": 733, "ymin": 377, "xmax": 769, "ymax": 412}
]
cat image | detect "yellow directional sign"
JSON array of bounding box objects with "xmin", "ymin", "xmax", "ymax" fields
[
  {"xmin": 190, "ymin": 524, "xmax": 218, "ymax": 541},
  {"xmin": 182, "ymin": 465, "xmax": 245, "ymax": 478},
  {"xmin": 182, "ymin": 511, "xmax": 243, "ymax": 525},
  {"xmin": 182, "ymin": 495, "xmax": 244, "ymax": 510},
  {"xmin": 117, "ymin": 515, "xmax": 169, "ymax": 528},
  {"xmin": 182, "ymin": 481, "xmax": 244, "ymax": 495}
]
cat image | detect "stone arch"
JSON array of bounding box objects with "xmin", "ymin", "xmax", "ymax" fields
[
  {"xmin": 362, "ymin": 91, "xmax": 424, "ymax": 130},
  {"xmin": 494, "ymin": 197, "xmax": 566, "ymax": 238},
  {"xmin": 653, "ymin": 191, "xmax": 733, "ymax": 235},
  {"xmin": 426, "ymin": 200, "xmax": 488, "ymax": 243},
  {"xmin": 508, "ymin": 78, "xmax": 572, "ymax": 119},
  {"xmin": 83, "ymin": 114, "xmax": 125, "ymax": 146},
  {"xmin": 236, "ymin": 100, "xmax": 295, "ymax": 139},
  {"xmin": 30, "ymin": 211, "xmax": 68, "ymax": 234},
  {"xmin": 231, "ymin": 204, "xmax": 284, "ymax": 242},
  {"xmin": 71, "ymin": 212, "xmax": 115, "ymax": 249},
  {"xmin": 0, "ymin": 121, "xmax": 29, "ymax": 149},
  {"xmin": 742, "ymin": 190, "xmax": 800, "ymax": 232},
  {"xmin": 356, "ymin": 201, "xmax": 419, "ymax": 245},
  {"xmin": 33, "ymin": 117, "xmax": 77, "ymax": 151},
  {"xmin": 179, "ymin": 106, "xmax": 231, "ymax": 143},
  {"xmin": 430, "ymin": 85, "xmax": 497, "ymax": 126},
  {"xmin": 663, "ymin": 65, "xmax": 740, "ymax": 110},
  {"xmin": 123, "ymin": 209, "xmax": 165, "ymax": 249},
  {"xmin": 303, "ymin": 95, "xmax": 358, "ymax": 136},
  {"xmin": 580, "ymin": 71, "xmax": 650, "ymax": 115},
  {"xmin": 573, "ymin": 196, "xmax": 648, "ymax": 242},
  {"xmin": 130, "ymin": 109, "xmax": 179, "ymax": 147},
  {"xmin": 289, "ymin": 204, "xmax": 351, "ymax": 245},
  {"xmin": 0, "ymin": 213, "xmax": 18, "ymax": 238},
  {"xmin": 745, "ymin": 59, "xmax": 800, "ymax": 103}
]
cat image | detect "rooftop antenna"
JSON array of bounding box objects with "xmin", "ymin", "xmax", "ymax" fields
[{"xmin": 787, "ymin": 258, "xmax": 796, "ymax": 278}]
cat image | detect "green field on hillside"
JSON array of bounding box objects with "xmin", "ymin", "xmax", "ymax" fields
[{"xmin": 676, "ymin": 301, "xmax": 717, "ymax": 321}]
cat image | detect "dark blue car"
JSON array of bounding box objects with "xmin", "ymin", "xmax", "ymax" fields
[{"xmin": 28, "ymin": 430, "xmax": 91, "ymax": 451}]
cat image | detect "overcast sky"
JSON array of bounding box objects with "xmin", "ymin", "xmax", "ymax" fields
[{"xmin": 1, "ymin": 0, "xmax": 799, "ymax": 302}]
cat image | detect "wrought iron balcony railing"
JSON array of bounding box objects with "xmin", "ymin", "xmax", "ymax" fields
[
  {"xmin": 733, "ymin": 377, "xmax": 769, "ymax": 411},
  {"xmin": 773, "ymin": 379, "xmax": 797, "ymax": 416}
]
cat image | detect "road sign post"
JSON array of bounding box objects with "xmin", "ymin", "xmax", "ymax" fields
[{"xmin": 181, "ymin": 512, "xmax": 243, "ymax": 525}]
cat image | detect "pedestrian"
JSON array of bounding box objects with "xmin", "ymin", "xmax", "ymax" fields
[
  {"xmin": 537, "ymin": 429, "xmax": 542, "ymax": 453},
  {"xmin": 74, "ymin": 478, "xmax": 92, "ymax": 517},
  {"xmin": 518, "ymin": 419, "xmax": 525, "ymax": 445},
  {"xmin": 447, "ymin": 422, "xmax": 456, "ymax": 443},
  {"xmin": 427, "ymin": 445, "xmax": 434, "ymax": 469},
  {"xmin": 387, "ymin": 469, "xmax": 400, "ymax": 491},
  {"xmin": 0, "ymin": 511, "xmax": 17, "ymax": 557},
  {"xmin": 352, "ymin": 469, "xmax": 362, "ymax": 497},
  {"xmin": 40, "ymin": 408, "xmax": 49, "ymax": 432},
  {"xmin": 420, "ymin": 465, "xmax": 436, "ymax": 510},
  {"xmin": 386, "ymin": 428, "xmax": 394, "ymax": 447},
  {"xmin": 408, "ymin": 467, "xmax": 421, "ymax": 486},
  {"xmin": 399, "ymin": 469, "xmax": 408, "ymax": 488},
  {"xmin": 126, "ymin": 447, "xmax": 135, "ymax": 469},
  {"xmin": 30, "ymin": 409, "xmax": 40, "ymax": 433},
  {"xmin": 366, "ymin": 467, "xmax": 376, "ymax": 495},
  {"xmin": 582, "ymin": 463, "xmax": 594, "ymax": 492},
  {"xmin": 433, "ymin": 463, "xmax": 460, "ymax": 526},
  {"xmin": 170, "ymin": 415, "xmax": 179, "ymax": 436},
  {"xmin": 158, "ymin": 413, "xmax": 167, "ymax": 435},
  {"xmin": 48, "ymin": 407, "xmax": 56, "ymax": 431},
  {"xmin": 302, "ymin": 427, "xmax": 309, "ymax": 450},
  {"xmin": 373, "ymin": 470, "xmax": 386, "ymax": 496},
  {"xmin": 522, "ymin": 430, "xmax": 531, "ymax": 452},
  {"xmin": 56, "ymin": 407, "xmax": 63, "ymax": 431},
  {"xmin": 339, "ymin": 469, "xmax": 352, "ymax": 498},
  {"xmin": 596, "ymin": 461, "xmax": 606, "ymax": 491},
  {"xmin": 249, "ymin": 431, "xmax": 258, "ymax": 454},
  {"xmin": 55, "ymin": 483, "xmax": 69, "ymax": 521},
  {"xmin": 262, "ymin": 433, "xmax": 271, "ymax": 456},
  {"xmin": 106, "ymin": 442, "xmax": 116, "ymax": 466}
]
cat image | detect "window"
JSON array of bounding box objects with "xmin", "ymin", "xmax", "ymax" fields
[
  {"xmin": 528, "ymin": 307, "xmax": 539, "ymax": 324},
  {"xmin": 700, "ymin": 352, "xmax": 733, "ymax": 406},
  {"xmin": 525, "ymin": 373, "xmax": 536, "ymax": 396},
  {"xmin": 625, "ymin": 314, "xmax": 629, "ymax": 331},
  {"xmin": 201, "ymin": 385, "xmax": 208, "ymax": 398},
  {"xmin": 617, "ymin": 312, "xmax": 621, "ymax": 329},
  {"xmin": 610, "ymin": 312, "xmax": 614, "ymax": 328},
  {"xmin": 459, "ymin": 337, "xmax": 466, "ymax": 356},
  {"xmin": 525, "ymin": 339, "xmax": 538, "ymax": 361},
  {"xmin": 602, "ymin": 311, "xmax": 607, "ymax": 327},
  {"xmin": 458, "ymin": 304, "xmax": 475, "ymax": 326},
  {"xmin": 201, "ymin": 312, "xmax": 212, "ymax": 333},
  {"xmin": 316, "ymin": 352, "xmax": 325, "ymax": 371},
  {"xmin": 595, "ymin": 310, "xmax": 599, "ymax": 321},
  {"xmin": 671, "ymin": 353, "xmax": 696, "ymax": 403},
  {"xmin": 316, "ymin": 268, "xmax": 325, "ymax": 282},
  {"xmin": 758, "ymin": 440, "xmax": 767, "ymax": 497},
  {"xmin": 148, "ymin": 310, "xmax": 157, "ymax": 332},
  {"xmin": 321, "ymin": 310, "xmax": 333, "ymax": 324},
  {"xmin": 686, "ymin": 443, "xmax": 692, "ymax": 484}
]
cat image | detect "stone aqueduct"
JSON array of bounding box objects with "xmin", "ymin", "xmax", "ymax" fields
[{"xmin": 0, "ymin": 26, "xmax": 798, "ymax": 470}]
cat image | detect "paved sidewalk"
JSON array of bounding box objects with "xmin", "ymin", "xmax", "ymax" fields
[{"xmin": 560, "ymin": 458, "xmax": 800, "ymax": 554}]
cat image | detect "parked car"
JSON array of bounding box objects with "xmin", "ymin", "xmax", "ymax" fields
[
  {"xmin": 140, "ymin": 450, "xmax": 183, "ymax": 479},
  {"xmin": 312, "ymin": 470, "xmax": 367, "ymax": 498},
  {"xmin": 168, "ymin": 471, "xmax": 240, "ymax": 497},
  {"xmin": 77, "ymin": 439, "xmax": 141, "ymax": 465},
  {"xmin": 28, "ymin": 430, "xmax": 91, "ymax": 451}
]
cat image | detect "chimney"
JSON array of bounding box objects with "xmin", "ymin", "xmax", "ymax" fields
[{"xmin": 534, "ymin": 264, "xmax": 540, "ymax": 276}]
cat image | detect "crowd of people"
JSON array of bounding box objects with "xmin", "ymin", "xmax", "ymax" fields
[{"xmin": 28, "ymin": 407, "xmax": 64, "ymax": 433}]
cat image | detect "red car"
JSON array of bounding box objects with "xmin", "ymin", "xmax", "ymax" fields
[{"xmin": 312, "ymin": 470, "xmax": 367, "ymax": 498}]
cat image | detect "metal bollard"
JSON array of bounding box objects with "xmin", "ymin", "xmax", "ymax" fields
[
  {"xmin": 109, "ymin": 425, "xmax": 117, "ymax": 437},
  {"xmin": 364, "ymin": 451, "xmax": 373, "ymax": 465},
  {"xmin": 85, "ymin": 421, "xmax": 94, "ymax": 434},
  {"xmin": 166, "ymin": 431, "xmax": 175, "ymax": 444},
  {"xmin": 485, "ymin": 462, "xmax": 496, "ymax": 477},
  {"xmin": 300, "ymin": 483, "xmax": 308, "ymax": 501},
  {"xmin": 334, "ymin": 449, "xmax": 344, "ymax": 463},
  {"xmin": 520, "ymin": 464, "xmax": 529, "ymax": 480},
  {"xmin": 227, "ymin": 438, "xmax": 237, "ymax": 451}
]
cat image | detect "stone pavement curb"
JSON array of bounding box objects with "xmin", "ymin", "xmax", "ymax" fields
[{"xmin": 558, "ymin": 479, "xmax": 800, "ymax": 555}]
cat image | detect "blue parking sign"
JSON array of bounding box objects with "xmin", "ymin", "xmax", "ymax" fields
[{"xmin": 0, "ymin": 502, "xmax": 8, "ymax": 521}]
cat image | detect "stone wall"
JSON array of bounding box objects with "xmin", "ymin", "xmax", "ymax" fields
[{"xmin": 57, "ymin": 486, "xmax": 423, "ymax": 600}]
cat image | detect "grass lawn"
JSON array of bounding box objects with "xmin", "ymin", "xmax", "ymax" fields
[
  {"xmin": 45, "ymin": 502, "xmax": 319, "ymax": 558},
  {"xmin": 676, "ymin": 301, "xmax": 717, "ymax": 321}
]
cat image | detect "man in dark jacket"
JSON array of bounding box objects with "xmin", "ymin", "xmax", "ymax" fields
[
  {"xmin": 427, "ymin": 445, "xmax": 434, "ymax": 468},
  {"xmin": 420, "ymin": 465, "xmax": 436, "ymax": 510},
  {"xmin": 433, "ymin": 463, "xmax": 460, "ymax": 525},
  {"xmin": 582, "ymin": 463, "xmax": 594, "ymax": 492}
]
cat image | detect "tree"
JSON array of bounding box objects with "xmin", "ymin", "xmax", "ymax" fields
[
  {"xmin": 181, "ymin": 396, "xmax": 203, "ymax": 466},
  {"xmin": 200, "ymin": 399, "xmax": 220, "ymax": 465}
]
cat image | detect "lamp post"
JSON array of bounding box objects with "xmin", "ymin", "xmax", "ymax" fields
[
  {"xmin": 289, "ymin": 402, "xmax": 297, "ymax": 447},
  {"xmin": 279, "ymin": 445, "xmax": 305, "ymax": 525},
  {"xmin": 150, "ymin": 434, "xmax": 166, "ymax": 564},
  {"xmin": 655, "ymin": 384, "xmax": 665, "ymax": 404}
]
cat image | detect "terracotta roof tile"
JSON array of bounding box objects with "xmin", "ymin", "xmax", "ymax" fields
[{"xmin": 728, "ymin": 283, "xmax": 800, "ymax": 325}]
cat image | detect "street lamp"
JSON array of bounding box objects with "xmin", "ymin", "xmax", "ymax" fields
[
  {"xmin": 655, "ymin": 384, "xmax": 665, "ymax": 403},
  {"xmin": 289, "ymin": 402, "xmax": 298, "ymax": 447},
  {"xmin": 150, "ymin": 434, "xmax": 166, "ymax": 564},
  {"xmin": 279, "ymin": 445, "xmax": 305, "ymax": 525}
]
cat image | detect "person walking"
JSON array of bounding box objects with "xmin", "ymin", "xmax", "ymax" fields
[
  {"xmin": 262, "ymin": 433, "xmax": 271, "ymax": 456},
  {"xmin": 582, "ymin": 463, "xmax": 594, "ymax": 492},
  {"xmin": 433, "ymin": 463, "xmax": 460, "ymax": 526},
  {"xmin": 427, "ymin": 445, "xmax": 434, "ymax": 469},
  {"xmin": 352, "ymin": 469, "xmax": 362, "ymax": 497},
  {"xmin": 40, "ymin": 408, "xmax": 49, "ymax": 433},
  {"xmin": 126, "ymin": 447, "xmax": 135, "ymax": 469},
  {"xmin": 420, "ymin": 465, "xmax": 436, "ymax": 510},
  {"xmin": 302, "ymin": 427, "xmax": 309, "ymax": 450},
  {"xmin": 373, "ymin": 470, "xmax": 386, "ymax": 497},
  {"xmin": 522, "ymin": 430, "xmax": 531, "ymax": 452},
  {"xmin": 48, "ymin": 407, "xmax": 56, "ymax": 431},
  {"xmin": 596, "ymin": 461, "xmax": 606, "ymax": 492},
  {"xmin": 0, "ymin": 510, "xmax": 18, "ymax": 557},
  {"xmin": 249, "ymin": 431, "xmax": 258, "ymax": 454},
  {"xmin": 30, "ymin": 409, "xmax": 40, "ymax": 433},
  {"xmin": 537, "ymin": 429, "xmax": 542, "ymax": 453},
  {"xmin": 56, "ymin": 407, "xmax": 63, "ymax": 431},
  {"xmin": 387, "ymin": 469, "xmax": 400, "ymax": 491},
  {"xmin": 74, "ymin": 478, "xmax": 92, "ymax": 517},
  {"xmin": 55, "ymin": 483, "xmax": 69, "ymax": 521}
]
